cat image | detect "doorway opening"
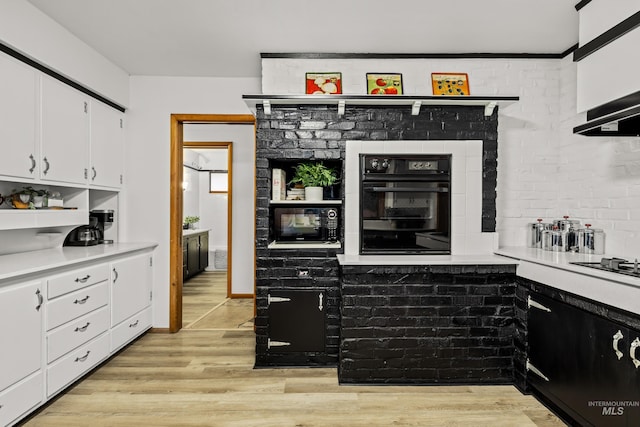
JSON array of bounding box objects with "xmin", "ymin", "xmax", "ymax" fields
[{"xmin": 169, "ymin": 114, "xmax": 255, "ymax": 333}]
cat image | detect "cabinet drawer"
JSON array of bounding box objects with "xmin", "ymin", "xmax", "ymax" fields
[
  {"xmin": 47, "ymin": 306, "xmax": 110, "ymax": 363},
  {"xmin": 111, "ymin": 307, "xmax": 151, "ymax": 352},
  {"xmin": 48, "ymin": 263, "xmax": 109, "ymax": 299},
  {"xmin": 47, "ymin": 282, "xmax": 108, "ymax": 331},
  {"xmin": 47, "ymin": 333, "xmax": 109, "ymax": 397},
  {"xmin": 0, "ymin": 371, "xmax": 43, "ymax": 427}
]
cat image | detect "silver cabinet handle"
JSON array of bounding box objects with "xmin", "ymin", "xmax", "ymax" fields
[
  {"xmin": 112, "ymin": 267, "xmax": 119, "ymax": 283},
  {"xmin": 29, "ymin": 154, "xmax": 36, "ymax": 173},
  {"xmin": 75, "ymin": 274, "xmax": 91, "ymax": 283},
  {"xmin": 74, "ymin": 295, "xmax": 90, "ymax": 305},
  {"xmin": 92, "ymin": 166, "xmax": 97, "ymax": 181},
  {"xmin": 75, "ymin": 322, "xmax": 90, "ymax": 332},
  {"xmin": 42, "ymin": 157, "xmax": 50, "ymax": 175},
  {"xmin": 75, "ymin": 351, "xmax": 90, "ymax": 362},
  {"xmin": 35, "ymin": 288, "xmax": 43, "ymax": 311},
  {"xmin": 129, "ymin": 320, "xmax": 139, "ymax": 328},
  {"xmin": 613, "ymin": 330, "xmax": 624, "ymax": 360},
  {"xmin": 318, "ymin": 293, "xmax": 324, "ymax": 311},
  {"xmin": 631, "ymin": 337, "xmax": 640, "ymax": 369}
]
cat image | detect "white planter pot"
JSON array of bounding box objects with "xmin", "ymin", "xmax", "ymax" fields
[{"xmin": 305, "ymin": 186, "xmax": 323, "ymax": 201}]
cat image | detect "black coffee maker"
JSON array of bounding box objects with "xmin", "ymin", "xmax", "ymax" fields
[
  {"xmin": 90, "ymin": 209, "xmax": 115, "ymax": 244},
  {"xmin": 63, "ymin": 217, "xmax": 101, "ymax": 246}
]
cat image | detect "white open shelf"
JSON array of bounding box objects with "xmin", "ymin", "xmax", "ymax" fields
[{"xmin": 243, "ymin": 94, "xmax": 519, "ymax": 117}]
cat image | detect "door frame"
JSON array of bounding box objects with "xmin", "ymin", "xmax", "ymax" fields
[{"xmin": 169, "ymin": 114, "xmax": 255, "ymax": 333}]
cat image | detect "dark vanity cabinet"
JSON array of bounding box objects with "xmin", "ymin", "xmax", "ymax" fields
[
  {"xmin": 182, "ymin": 230, "xmax": 209, "ymax": 281},
  {"xmin": 528, "ymin": 292, "xmax": 640, "ymax": 426},
  {"xmin": 267, "ymin": 289, "xmax": 326, "ymax": 353}
]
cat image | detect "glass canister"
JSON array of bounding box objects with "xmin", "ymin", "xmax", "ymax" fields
[
  {"xmin": 527, "ymin": 218, "xmax": 552, "ymax": 248},
  {"xmin": 578, "ymin": 224, "xmax": 605, "ymax": 254}
]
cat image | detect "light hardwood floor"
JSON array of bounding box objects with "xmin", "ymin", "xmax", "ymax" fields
[{"xmin": 21, "ymin": 272, "xmax": 567, "ymax": 427}]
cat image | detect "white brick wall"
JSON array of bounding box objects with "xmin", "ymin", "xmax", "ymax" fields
[{"xmin": 261, "ymin": 56, "xmax": 640, "ymax": 257}]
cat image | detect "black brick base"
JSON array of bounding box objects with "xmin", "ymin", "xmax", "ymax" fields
[{"xmin": 339, "ymin": 264, "xmax": 517, "ymax": 384}]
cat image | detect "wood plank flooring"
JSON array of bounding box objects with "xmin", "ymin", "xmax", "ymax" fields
[{"xmin": 21, "ymin": 271, "xmax": 567, "ymax": 426}]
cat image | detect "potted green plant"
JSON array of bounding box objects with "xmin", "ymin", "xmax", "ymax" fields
[
  {"xmin": 289, "ymin": 162, "xmax": 338, "ymax": 201},
  {"xmin": 6, "ymin": 186, "xmax": 50, "ymax": 209},
  {"xmin": 183, "ymin": 216, "xmax": 200, "ymax": 230}
]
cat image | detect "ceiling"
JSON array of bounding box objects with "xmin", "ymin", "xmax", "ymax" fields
[{"xmin": 27, "ymin": 0, "xmax": 579, "ymax": 79}]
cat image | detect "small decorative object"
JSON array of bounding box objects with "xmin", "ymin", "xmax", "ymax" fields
[
  {"xmin": 431, "ymin": 73, "xmax": 470, "ymax": 96},
  {"xmin": 305, "ymin": 72, "xmax": 342, "ymax": 95},
  {"xmin": 366, "ymin": 73, "xmax": 403, "ymax": 95},
  {"xmin": 289, "ymin": 162, "xmax": 338, "ymax": 201},
  {"xmin": 183, "ymin": 216, "xmax": 200, "ymax": 230},
  {"xmin": 5, "ymin": 186, "xmax": 50, "ymax": 209}
]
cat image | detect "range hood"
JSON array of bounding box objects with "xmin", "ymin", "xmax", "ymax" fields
[{"xmin": 574, "ymin": 90, "xmax": 640, "ymax": 136}]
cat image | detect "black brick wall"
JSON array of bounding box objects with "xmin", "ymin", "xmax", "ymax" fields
[
  {"xmin": 339, "ymin": 264, "xmax": 517, "ymax": 384},
  {"xmin": 255, "ymin": 104, "xmax": 500, "ymax": 367}
]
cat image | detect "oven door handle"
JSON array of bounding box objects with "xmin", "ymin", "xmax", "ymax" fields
[{"xmin": 369, "ymin": 187, "xmax": 449, "ymax": 193}]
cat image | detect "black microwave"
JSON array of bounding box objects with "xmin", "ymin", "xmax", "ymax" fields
[{"xmin": 271, "ymin": 206, "xmax": 339, "ymax": 242}]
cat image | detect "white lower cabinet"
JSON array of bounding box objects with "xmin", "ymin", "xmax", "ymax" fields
[
  {"xmin": 111, "ymin": 253, "xmax": 152, "ymax": 327},
  {"xmin": 0, "ymin": 248, "xmax": 154, "ymax": 426},
  {"xmin": 0, "ymin": 372, "xmax": 43, "ymax": 427},
  {"xmin": 0, "ymin": 280, "xmax": 43, "ymax": 427},
  {"xmin": 111, "ymin": 307, "xmax": 152, "ymax": 352},
  {"xmin": 47, "ymin": 333, "xmax": 110, "ymax": 397}
]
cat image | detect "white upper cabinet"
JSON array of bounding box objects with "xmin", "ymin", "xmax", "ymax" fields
[
  {"xmin": 90, "ymin": 100, "xmax": 124, "ymax": 189},
  {"xmin": 41, "ymin": 76, "xmax": 89, "ymax": 185},
  {"xmin": 0, "ymin": 54, "xmax": 38, "ymax": 181}
]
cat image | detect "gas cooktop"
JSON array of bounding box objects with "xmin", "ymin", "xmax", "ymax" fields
[{"xmin": 570, "ymin": 257, "xmax": 640, "ymax": 278}]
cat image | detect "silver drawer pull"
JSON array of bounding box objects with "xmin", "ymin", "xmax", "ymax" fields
[
  {"xmin": 613, "ymin": 330, "xmax": 624, "ymax": 360},
  {"xmin": 75, "ymin": 351, "xmax": 90, "ymax": 362},
  {"xmin": 29, "ymin": 154, "xmax": 36, "ymax": 173},
  {"xmin": 631, "ymin": 337, "xmax": 640, "ymax": 369},
  {"xmin": 129, "ymin": 320, "xmax": 139, "ymax": 328},
  {"xmin": 75, "ymin": 322, "xmax": 91, "ymax": 332},
  {"xmin": 75, "ymin": 274, "xmax": 91, "ymax": 283},
  {"xmin": 35, "ymin": 288, "xmax": 43, "ymax": 311},
  {"xmin": 74, "ymin": 295, "xmax": 90, "ymax": 304}
]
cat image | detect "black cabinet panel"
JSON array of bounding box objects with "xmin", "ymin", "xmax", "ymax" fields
[
  {"xmin": 268, "ymin": 289, "xmax": 325, "ymax": 353},
  {"xmin": 183, "ymin": 231, "xmax": 210, "ymax": 282},
  {"xmin": 528, "ymin": 292, "xmax": 640, "ymax": 426}
]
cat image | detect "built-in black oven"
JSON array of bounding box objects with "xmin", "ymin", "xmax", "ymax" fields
[
  {"xmin": 271, "ymin": 205, "xmax": 339, "ymax": 243},
  {"xmin": 360, "ymin": 154, "xmax": 451, "ymax": 254}
]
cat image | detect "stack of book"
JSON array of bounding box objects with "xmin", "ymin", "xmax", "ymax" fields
[{"xmin": 286, "ymin": 188, "xmax": 305, "ymax": 200}]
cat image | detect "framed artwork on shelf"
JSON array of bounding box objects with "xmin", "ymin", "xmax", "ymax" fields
[
  {"xmin": 366, "ymin": 73, "xmax": 403, "ymax": 95},
  {"xmin": 305, "ymin": 72, "xmax": 342, "ymax": 94},
  {"xmin": 431, "ymin": 73, "xmax": 470, "ymax": 96}
]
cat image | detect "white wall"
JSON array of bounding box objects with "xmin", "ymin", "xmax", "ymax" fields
[
  {"xmin": 0, "ymin": 0, "xmax": 129, "ymax": 106},
  {"xmin": 125, "ymin": 76, "xmax": 260, "ymax": 328},
  {"xmin": 262, "ymin": 56, "xmax": 640, "ymax": 258}
]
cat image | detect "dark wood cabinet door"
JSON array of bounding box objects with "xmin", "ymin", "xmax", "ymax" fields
[
  {"xmin": 267, "ymin": 289, "xmax": 325, "ymax": 353},
  {"xmin": 199, "ymin": 234, "xmax": 209, "ymax": 271},
  {"xmin": 187, "ymin": 236, "xmax": 200, "ymax": 278},
  {"xmin": 529, "ymin": 292, "xmax": 640, "ymax": 426}
]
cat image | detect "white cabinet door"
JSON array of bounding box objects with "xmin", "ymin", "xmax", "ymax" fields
[
  {"xmin": 0, "ymin": 280, "xmax": 43, "ymax": 392},
  {"xmin": 41, "ymin": 76, "xmax": 89, "ymax": 185},
  {"xmin": 111, "ymin": 253, "xmax": 152, "ymax": 327},
  {"xmin": 0, "ymin": 54, "xmax": 38, "ymax": 180},
  {"xmin": 90, "ymin": 101, "xmax": 124, "ymax": 189}
]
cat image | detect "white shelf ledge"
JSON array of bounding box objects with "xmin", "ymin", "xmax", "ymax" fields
[
  {"xmin": 269, "ymin": 200, "xmax": 342, "ymax": 205},
  {"xmin": 242, "ymin": 94, "xmax": 519, "ymax": 117}
]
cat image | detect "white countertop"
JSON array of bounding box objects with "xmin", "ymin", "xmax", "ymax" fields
[
  {"xmin": 496, "ymin": 246, "xmax": 640, "ymax": 316},
  {"xmin": 0, "ymin": 242, "xmax": 157, "ymax": 282},
  {"xmin": 495, "ymin": 246, "xmax": 640, "ymax": 288},
  {"xmin": 182, "ymin": 228, "xmax": 210, "ymax": 237},
  {"xmin": 337, "ymin": 253, "xmax": 518, "ymax": 266}
]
